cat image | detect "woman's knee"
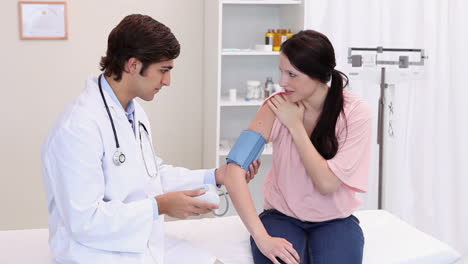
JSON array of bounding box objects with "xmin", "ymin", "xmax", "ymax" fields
[
  {"xmin": 250, "ymin": 210, "xmax": 308, "ymax": 263},
  {"xmin": 260, "ymin": 210, "xmax": 308, "ymax": 251},
  {"xmin": 250, "ymin": 236, "xmax": 274, "ymax": 264},
  {"xmin": 308, "ymin": 215, "xmax": 364, "ymax": 264}
]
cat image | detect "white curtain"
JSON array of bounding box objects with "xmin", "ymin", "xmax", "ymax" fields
[{"xmin": 305, "ymin": 0, "xmax": 468, "ymax": 262}]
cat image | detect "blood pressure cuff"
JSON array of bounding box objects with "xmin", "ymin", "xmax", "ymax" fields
[{"xmin": 226, "ymin": 130, "xmax": 266, "ymax": 171}]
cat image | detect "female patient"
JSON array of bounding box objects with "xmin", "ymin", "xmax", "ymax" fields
[{"xmin": 224, "ymin": 30, "xmax": 373, "ymax": 264}]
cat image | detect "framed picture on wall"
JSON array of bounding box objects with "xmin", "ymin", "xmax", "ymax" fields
[{"xmin": 18, "ymin": 1, "xmax": 68, "ymax": 40}]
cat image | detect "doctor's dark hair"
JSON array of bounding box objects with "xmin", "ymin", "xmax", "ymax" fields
[
  {"xmin": 100, "ymin": 14, "xmax": 180, "ymax": 81},
  {"xmin": 281, "ymin": 30, "xmax": 348, "ymax": 160}
]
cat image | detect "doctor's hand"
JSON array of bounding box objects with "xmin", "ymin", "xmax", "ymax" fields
[
  {"xmin": 155, "ymin": 190, "xmax": 219, "ymax": 219},
  {"xmin": 215, "ymin": 160, "xmax": 261, "ymax": 185},
  {"xmin": 254, "ymin": 234, "xmax": 300, "ymax": 264}
]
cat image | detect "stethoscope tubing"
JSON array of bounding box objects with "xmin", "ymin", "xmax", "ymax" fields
[
  {"xmin": 98, "ymin": 74, "xmax": 158, "ymax": 178},
  {"xmin": 98, "ymin": 74, "xmax": 121, "ymax": 150}
]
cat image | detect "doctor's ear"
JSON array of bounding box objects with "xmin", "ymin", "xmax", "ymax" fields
[{"xmin": 125, "ymin": 57, "xmax": 142, "ymax": 74}]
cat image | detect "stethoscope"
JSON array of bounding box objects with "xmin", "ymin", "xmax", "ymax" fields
[{"xmin": 98, "ymin": 74, "xmax": 159, "ymax": 178}]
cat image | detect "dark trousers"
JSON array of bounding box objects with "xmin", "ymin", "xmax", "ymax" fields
[{"xmin": 250, "ymin": 209, "xmax": 364, "ymax": 264}]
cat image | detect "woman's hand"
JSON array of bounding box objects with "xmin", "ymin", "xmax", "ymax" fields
[
  {"xmin": 255, "ymin": 234, "xmax": 300, "ymax": 264},
  {"xmin": 267, "ymin": 94, "xmax": 305, "ymax": 130}
]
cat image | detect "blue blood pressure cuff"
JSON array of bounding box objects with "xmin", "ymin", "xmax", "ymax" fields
[{"xmin": 226, "ymin": 130, "xmax": 266, "ymax": 171}]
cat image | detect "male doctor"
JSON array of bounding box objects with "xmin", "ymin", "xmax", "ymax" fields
[{"xmin": 42, "ymin": 14, "xmax": 260, "ymax": 264}]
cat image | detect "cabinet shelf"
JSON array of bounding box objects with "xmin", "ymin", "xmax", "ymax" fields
[
  {"xmin": 203, "ymin": 0, "xmax": 305, "ymax": 216},
  {"xmin": 222, "ymin": 50, "xmax": 280, "ymax": 56},
  {"xmin": 220, "ymin": 98, "xmax": 264, "ymax": 106},
  {"xmin": 222, "ymin": 0, "xmax": 301, "ymax": 5}
]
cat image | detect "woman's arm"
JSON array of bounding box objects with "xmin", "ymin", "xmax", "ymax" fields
[
  {"xmin": 224, "ymin": 105, "xmax": 300, "ymax": 264},
  {"xmin": 224, "ymin": 104, "xmax": 274, "ymax": 239},
  {"xmin": 224, "ymin": 164, "xmax": 269, "ymax": 238},
  {"xmin": 287, "ymin": 122, "xmax": 342, "ymax": 195},
  {"xmin": 267, "ymin": 95, "xmax": 342, "ymax": 195}
]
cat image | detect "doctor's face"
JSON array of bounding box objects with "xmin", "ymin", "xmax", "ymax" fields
[{"xmin": 134, "ymin": 59, "xmax": 174, "ymax": 101}]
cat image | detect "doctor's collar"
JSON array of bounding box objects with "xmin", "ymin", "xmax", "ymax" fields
[{"xmin": 100, "ymin": 75, "xmax": 135, "ymax": 116}]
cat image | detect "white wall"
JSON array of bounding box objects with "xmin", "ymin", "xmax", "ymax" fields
[
  {"xmin": 306, "ymin": 0, "xmax": 468, "ymax": 261},
  {"xmin": 0, "ymin": 0, "xmax": 205, "ymax": 230}
]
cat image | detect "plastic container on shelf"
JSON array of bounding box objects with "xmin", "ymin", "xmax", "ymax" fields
[{"xmin": 245, "ymin": 80, "xmax": 261, "ymax": 101}]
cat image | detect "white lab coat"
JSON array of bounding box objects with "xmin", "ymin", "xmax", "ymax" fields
[{"xmin": 42, "ymin": 76, "xmax": 210, "ymax": 264}]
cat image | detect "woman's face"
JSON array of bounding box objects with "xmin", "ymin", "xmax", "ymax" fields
[{"xmin": 278, "ymin": 53, "xmax": 324, "ymax": 103}]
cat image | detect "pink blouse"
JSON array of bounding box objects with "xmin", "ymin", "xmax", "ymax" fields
[{"xmin": 263, "ymin": 90, "xmax": 373, "ymax": 221}]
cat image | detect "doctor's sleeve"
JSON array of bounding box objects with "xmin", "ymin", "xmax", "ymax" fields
[
  {"xmin": 42, "ymin": 118, "xmax": 153, "ymax": 253},
  {"xmin": 158, "ymin": 159, "xmax": 213, "ymax": 192}
]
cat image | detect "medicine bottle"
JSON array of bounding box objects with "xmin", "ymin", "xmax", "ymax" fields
[
  {"xmin": 273, "ymin": 29, "xmax": 282, "ymax": 51},
  {"xmin": 280, "ymin": 29, "xmax": 288, "ymax": 45},
  {"xmin": 265, "ymin": 29, "xmax": 274, "ymax": 46},
  {"xmin": 286, "ymin": 29, "xmax": 293, "ymax": 39},
  {"xmin": 264, "ymin": 77, "xmax": 274, "ymax": 98}
]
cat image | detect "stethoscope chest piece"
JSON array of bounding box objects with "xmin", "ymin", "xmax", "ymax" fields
[{"xmin": 113, "ymin": 150, "xmax": 126, "ymax": 165}]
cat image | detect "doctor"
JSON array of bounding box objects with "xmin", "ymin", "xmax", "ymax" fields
[{"xmin": 42, "ymin": 14, "xmax": 260, "ymax": 264}]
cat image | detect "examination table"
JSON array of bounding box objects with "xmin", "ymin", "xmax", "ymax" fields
[{"xmin": 0, "ymin": 210, "xmax": 460, "ymax": 264}]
